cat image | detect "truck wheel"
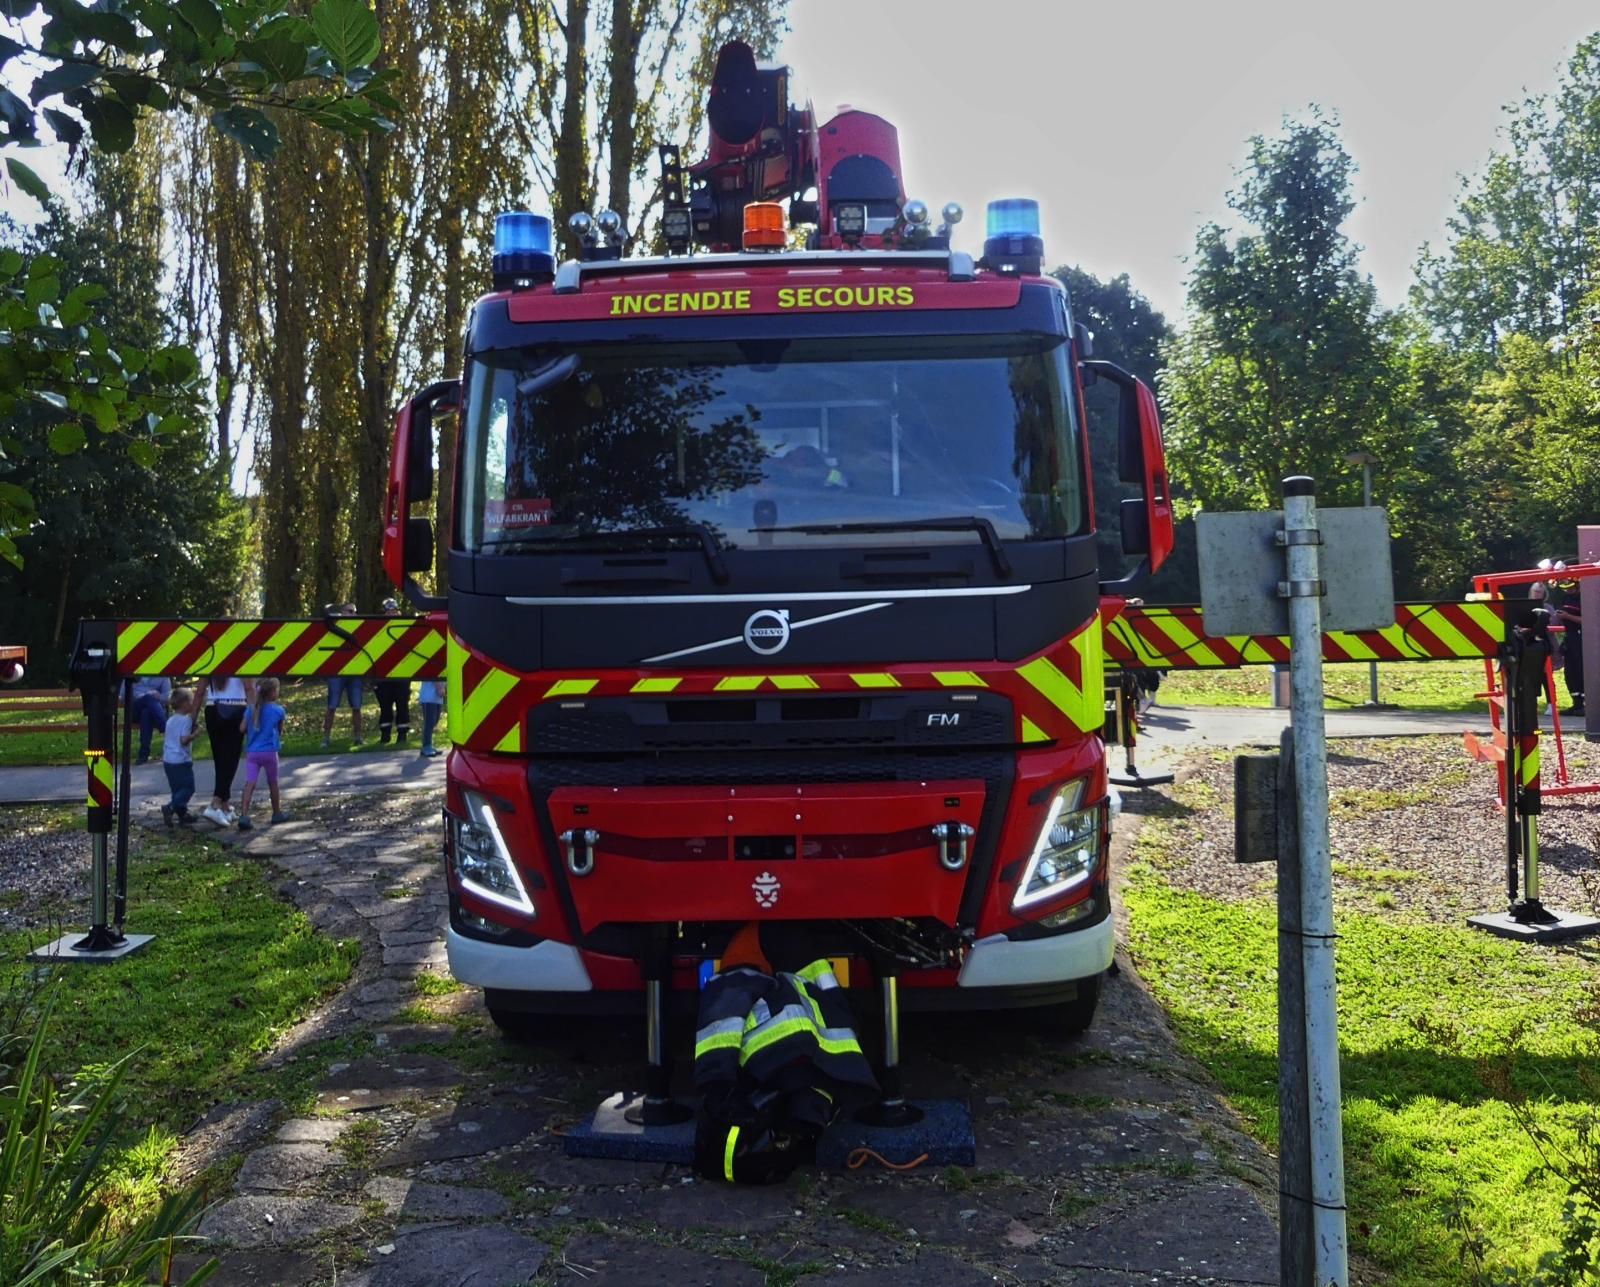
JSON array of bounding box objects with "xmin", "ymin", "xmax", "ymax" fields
[
  {"xmin": 488, "ymin": 1006, "xmax": 540, "ymax": 1041},
  {"xmin": 1033, "ymin": 972, "xmax": 1101, "ymax": 1037}
]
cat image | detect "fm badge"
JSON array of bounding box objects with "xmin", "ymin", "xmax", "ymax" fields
[
  {"xmin": 752, "ymin": 871, "xmax": 781, "ymax": 908},
  {"xmin": 743, "ymin": 609, "xmax": 791, "ymax": 655}
]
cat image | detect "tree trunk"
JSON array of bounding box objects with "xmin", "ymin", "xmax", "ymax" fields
[
  {"xmin": 606, "ymin": 0, "xmax": 638, "ymax": 234},
  {"xmin": 259, "ymin": 150, "xmax": 310, "ymax": 617},
  {"xmin": 553, "ymin": 0, "xmax": 592, "ymax": 254},
  {"xmin": 436, "ymin": 47, "xmax": 467, "ymax": 592},
  {"xmin": 52, "ymin": 546, "xmax": 73, "ymax": 642}
]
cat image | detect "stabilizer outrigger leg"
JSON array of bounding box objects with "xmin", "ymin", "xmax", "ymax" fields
[
  {"xmin": 1106, "ymin": 671, "xmax": 1174, "ymax": 789},
  {"xmin": 856, "ymin": 968, "xmax": 924, "ymax": 1128},
  {"xmin": 626, "ymin": 928, "xmax": 693, "ymax": 1127}
]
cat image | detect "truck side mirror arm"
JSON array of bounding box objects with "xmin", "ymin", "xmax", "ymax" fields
[{"xmin": 383, "ymin": 379, "xmax": 461, "ymax": 612}]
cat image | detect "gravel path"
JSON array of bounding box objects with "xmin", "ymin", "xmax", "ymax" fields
[{"xmin": 1145, "ymin": 735, "xmax": 1600, "ymax": 921}]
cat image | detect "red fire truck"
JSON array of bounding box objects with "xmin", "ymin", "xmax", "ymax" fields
[{"xmin": 381, "ymin": 43, "xmax": 1173, "ymax": 1107}]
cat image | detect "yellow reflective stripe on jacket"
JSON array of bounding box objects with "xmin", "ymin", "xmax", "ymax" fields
[
  {"xmin": 723, "ymin": 1125, "xmax": 740, "ymax": 1182},
  {"xmin": 794, "ymin": 960, "xmax": 840, "ymax": 989},
  {"xmin": 694, "ymin": 1017, "xmax": 745, "ymax": 1059}
]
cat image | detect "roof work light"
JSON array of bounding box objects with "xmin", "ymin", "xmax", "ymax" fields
[
  {"xmin": 982, "ymin": 198, "xmax": 1044, "ymax": 276},
  {"xmin": 492, "ymin": 212, "xmax": 554, "ymax": 288},
  {"xmin": 743, "ymin": 201, "xmax": 787, "ymax": 250}
]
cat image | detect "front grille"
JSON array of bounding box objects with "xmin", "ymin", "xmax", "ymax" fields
[{"xmin": 526, "ymin": 691, "xmax": 1013, "ymax": 755}]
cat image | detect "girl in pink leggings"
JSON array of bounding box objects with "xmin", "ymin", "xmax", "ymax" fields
[{"xmin": 238, "ymin": 678, "xmax": 290, "ymax": 830}]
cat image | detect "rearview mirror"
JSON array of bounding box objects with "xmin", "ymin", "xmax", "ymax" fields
[
  {"xmin": 1081, "ymin": 361, "xmax": 1174, "ymax": 576},
  {"xmin": 383, "ymin": 379, "xmax": 460, "ymax": 609}
]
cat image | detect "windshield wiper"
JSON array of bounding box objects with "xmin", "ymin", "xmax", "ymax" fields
[
  {"xmin": 753, "ymin": 517, "xmax": 1013, "ymax": 578},
  {"xmin": 516, "ymin": 353, "xmax": 580, "ymax": 397},
  {"xmin": 484, "ymin": 523, "xmax": 730, "ymax": 585}
]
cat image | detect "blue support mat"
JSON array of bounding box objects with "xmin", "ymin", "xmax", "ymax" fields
[
  {"xmin": 815, "ymin": 1098, "xmax": 975, "ymax": 1169},
  {"xmin": 564, "ymin": 1092, "xmax": 697, "ymax": 1164}
]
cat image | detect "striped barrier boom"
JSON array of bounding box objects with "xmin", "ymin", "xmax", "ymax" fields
[
  {"xmin": 114, "ymin": 618, "xmax": 447, "ymax": 678},
  {"xmin": 1105, "ymin": 601, "xmax": 1506, "ymax": 670}
]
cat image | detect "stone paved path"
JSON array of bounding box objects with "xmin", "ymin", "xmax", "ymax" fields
[{"xmin": 166, "ymin": 789, "xmax": 1283, "ymax": 1286}]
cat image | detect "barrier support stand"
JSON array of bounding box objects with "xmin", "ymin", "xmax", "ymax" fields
[
  {"xmin": 30, "ymin": 623, "xmax": 152, "ymax": 964},
  {"xmin": 1469, "ymin": 606, "xmax": 1600, "ymax": 945}
]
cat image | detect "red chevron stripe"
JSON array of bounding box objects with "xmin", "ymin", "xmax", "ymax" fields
[
  {"xmin": 470, "ymin": 679, "xmax": 534, "ymax": 748},
  {"xmin": 118, "ymin": 621, "xmax": 179, "ymax": 674},
  {"xmin": 210, "ymin": 622, "xmax": 287, "ymax": 674},
  {"xmin": 1430, "ymin": 602, "xmax": 1502, "ymax": 656}
]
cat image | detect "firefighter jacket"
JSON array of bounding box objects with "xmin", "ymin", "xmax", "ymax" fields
[{"xmin": 694, "ymin": 960, "xmax": 878, "ymax": 1117}]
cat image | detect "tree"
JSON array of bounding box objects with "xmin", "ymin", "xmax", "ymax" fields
[
  {"xmin": 0, "ymin": 0, "xmax": 391, "ymax": 567},
  {"xmin": 1, "ymin": 155, "xmax": 249, "ymax": 681},
  {"xmin": 1416, "ymin": 33, "xmax": 1600, "ymax": 359},
  {"xmin": 1162, "ymin": 114, "xmax": 1396, "ymax": 516},
  {"xmin": 1051, "ymin": 265, "xmax": 1170, "ymax": 583}
]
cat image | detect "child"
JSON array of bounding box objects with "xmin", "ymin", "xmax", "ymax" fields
[
  {"xmin": 417, "ymin": 676, "xmax": 445, "ymax": 758},
  {"xmin": 237, "ymin": 678, "xmax": 290, "ymax": 830},
  {"xmin": 161, "ymin": 687, "xmax": 202, "ymax": 826}
]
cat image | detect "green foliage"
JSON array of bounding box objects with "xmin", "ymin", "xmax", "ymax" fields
[
  {"xmin": 0, "ymin": 0, "xmax": 394, "ymax": 566},
  {"xmin": 0, "ymin": 991, "xmax": 215, "ymax": 1287},
  {"xmin": 1, "ymin": 159, "xmax": 249, "ymax": 679},
  {"xmin": 1162, "ymin": 113, "xmax": 1396, "ymax": 517}
]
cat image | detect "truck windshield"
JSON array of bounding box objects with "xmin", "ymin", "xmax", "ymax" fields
[{"xmin": 457, "ymin": 333, "xmax": 1084, "ymax": 553}]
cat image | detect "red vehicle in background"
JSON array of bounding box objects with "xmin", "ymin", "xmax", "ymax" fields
[{"xmin": 381, "ymin": 44, "xmax": 1173, "ymax": 1097}]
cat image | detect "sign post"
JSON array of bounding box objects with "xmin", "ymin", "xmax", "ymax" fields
[{"xmin": 1201, "ymin": 476, "xmax": 1386, "ymax": 1287}]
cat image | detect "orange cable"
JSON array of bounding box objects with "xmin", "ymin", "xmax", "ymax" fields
[{"xmin": 846, "ymin": 1147, "xmax": 928, "ymax": 1171}]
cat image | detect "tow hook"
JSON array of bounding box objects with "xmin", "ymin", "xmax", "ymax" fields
[
  {"xmin": 933, "ymin": 822, "xmax": 975, "ymax": 871},
  {"xmin": 560, "ymin": 828, "xmax": 599, "ymax": 876}
]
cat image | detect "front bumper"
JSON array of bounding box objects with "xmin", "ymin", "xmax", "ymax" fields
[
  {"xmin": 445, "ymin": 928, "xmax": 593, "ymax": 991},
  {"xmin": 956, "ymin": 917, "xmax": 1114, "ymax": 988}
]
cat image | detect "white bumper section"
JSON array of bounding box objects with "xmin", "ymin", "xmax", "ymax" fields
[
  {"xmin": 445, "ymin": 928, "xmax": 593, "ymax": 992},
  {"xmin": 957, "ymin": 918, "xmax": 1114, "ymax": 989}
]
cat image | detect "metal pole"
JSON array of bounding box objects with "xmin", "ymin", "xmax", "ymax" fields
[
  {"xmin": 1282, "ymin": 476, "xmax": 1349, "ymax": 1286},
  {"xmin": 1277, "ymin": 725, "xmax": 1313, "ymax": 1287},
  {"xmin": 1363, "ymin": 465, "xmax": 1379, "ymax": 707},
  {"xmin": 115, "ymin": 677, "xmax": 133, "ymax": 931}
]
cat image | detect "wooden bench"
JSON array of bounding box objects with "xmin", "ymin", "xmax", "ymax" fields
[{"xmin": 0, "ymin": 688, "xmax": 87, "ymax": 735}]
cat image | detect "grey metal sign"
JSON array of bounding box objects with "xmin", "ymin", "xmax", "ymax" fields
[{"xmin": 1196, "ymin": 506, "xmax": 1395, "ymax": 637}]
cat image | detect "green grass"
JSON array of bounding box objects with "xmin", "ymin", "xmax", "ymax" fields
[
  {"xmin": 1123, "ymin": 851, "xmax": 1600, "ymax": 1282},
  {"xmin": 1158, "ymin": 658, "xmax": 1565, "ymax": 713},
  {"xmin": 0, "ymin": 676, "xmax": 450, "ymax": 767},
  {"xmin": 2, "ymin": 811, "xmax": 360, "ymax": 1135}
]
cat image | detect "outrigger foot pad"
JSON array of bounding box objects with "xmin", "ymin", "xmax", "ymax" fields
[
  {"xmin": 1109, "ymin": 770, "xmax": 1175, "ymax": 788},
  {"xmin": 1467, "ymin": 909, "xmax": 1600, "ymax": 944},
  {"xmin": 818, "ymin": 1097, "xmax": 974, "ymax": 1168},
  {"xmin": 566, "ymin": 1092, "xmax": 698, "ymax": 1163}
]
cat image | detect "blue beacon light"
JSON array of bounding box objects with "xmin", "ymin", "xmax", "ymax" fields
[
  {"xmin": 492, "ymin": 212, "xmax": 555, "ymax": 288},
  {"xmin": 982, "ymin": 198, "xmax": 1044, "ymax": 276}
]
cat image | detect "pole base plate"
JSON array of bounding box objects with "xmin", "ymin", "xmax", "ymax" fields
[
  {"xmin": 624, "ymin": 1095, "xmax": 694, "ymax": 1127},
  {"xmin": 1467, "ymin": 909, "xmax": 1600, "ymax": 944},
  {"xmin": 855, "ymin": 1097, "xmax": 925, "ymax": 1129},
  {"xmin": 1109, "ymin": 771, "xmax": 1176, "ymax": 789},
  {"xmin": 28, "ymin": 932, "xmax": 153, "ymax": 963}
]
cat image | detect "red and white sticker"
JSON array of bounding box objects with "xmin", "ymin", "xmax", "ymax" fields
[{"xmin": 485, "ymin": 498, "xmax": 552, "ymax": 532}]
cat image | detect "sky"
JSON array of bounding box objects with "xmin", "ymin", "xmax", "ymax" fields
[{"xmin": 777, "ymin": 0, "xmax": 1600, "ymax": 320}]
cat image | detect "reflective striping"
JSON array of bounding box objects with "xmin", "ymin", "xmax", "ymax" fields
[
  {"xmin": 544, "ymin": 679, "xmax": 598, "ymax": 698},
  {"xmin": 850, "ymin": 673, "xmax": 900, "ymax": 688},
  {"xmin": 461, "ymin": 667, "xmax": 519, "ymax": 743},
  {"xmin": 715, "ymin": 675, "xmax": 766, "ymax": 691},
  {"xmin": 1106, "ymin": 602, "xmax": 1508, "ymax": 669},
  {"xmin": 631, "ymin": 677, "xmax": 682, "ymax": 693},
  {"xmin": 723, "ymin": 1125, "xmax": 740, "ymax": 1182},
  {"xmin": 1020, "ymin": 715, "xmax": 1050, "ymax": 744},
  {"xmin": 115, "ymin": 618, "xmax": 448, "ymax": 678},
  {"xmin": 86, "ymin": 753, "xmax": 113, "ymax": 808},
  {"xmin": 933, "ymin": 671, "xmax": 987, "ymax": 687},
  {"xmin": 768, "ymin": 674, "xmax": 819, "ymax": 690}
]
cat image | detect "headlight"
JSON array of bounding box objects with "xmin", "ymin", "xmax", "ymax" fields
[
  {"xmin": 1012, "ymin": 778, "xmax": 1101, "ymax": 910},
  {"xmin": 450, "ymin": 790, "xmax": 535, "ymax": 917}
]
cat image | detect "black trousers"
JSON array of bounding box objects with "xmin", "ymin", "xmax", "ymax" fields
[
  {"xmin": 206, "ymin": 703, "xmax": 246, "ymax": 804},
  {"xmin": 1566, "ymin": 626, "xmax": 1584, "ymax": 701},
  {"xmin": 375, "ymin": 680, "xmax": 411, "ymax": 742}
]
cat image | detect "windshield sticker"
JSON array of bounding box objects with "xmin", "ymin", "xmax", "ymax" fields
[{"xmin": 485, "ymin": 498, "xmax": 551, "ymax": 533}]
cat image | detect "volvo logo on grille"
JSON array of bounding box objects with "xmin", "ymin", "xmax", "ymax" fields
[{"xmin": 743, "ymin": 609, "xmax": 791, "ymax": 656}]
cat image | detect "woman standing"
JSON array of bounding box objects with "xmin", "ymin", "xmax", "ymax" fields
[{"xmin": 194, "ymin": 673, "xmax": 253, "ymax": 826}]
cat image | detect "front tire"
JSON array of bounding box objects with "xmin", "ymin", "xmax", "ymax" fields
[{"xmin": 1031, "ymin": 972, "xmax": 1101, "ymax": 1036}]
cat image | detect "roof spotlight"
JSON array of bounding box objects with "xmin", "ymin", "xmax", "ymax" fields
[
  {"xmin": 942, "ymin": 202, "xmax": 963, "ymax": 225},
  {"xmin": 596, "ymin": 209, "xmax": 622, "ymax": 239},
  {"xmin": 903, "ymin": 199, "xmax": 930, "ymax": 226},
  {"xmin": 835, "ymin": 202, "xmax": 867, "ymax": 245}
]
